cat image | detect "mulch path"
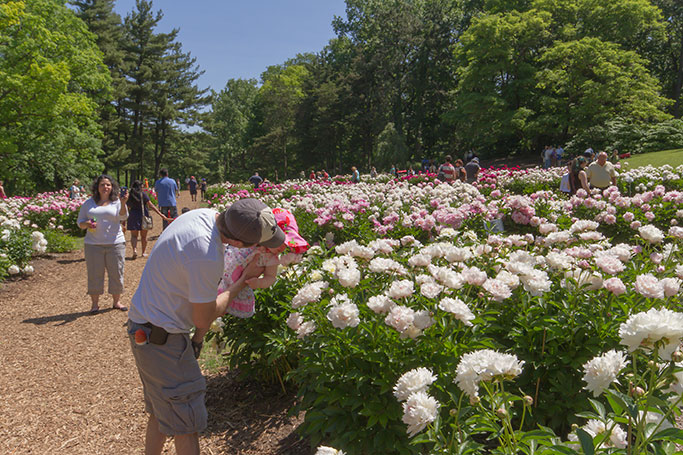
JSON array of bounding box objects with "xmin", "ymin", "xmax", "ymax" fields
[{"xmin": 0, "ymin": 191, "xmax": 308, "ymax": 455}]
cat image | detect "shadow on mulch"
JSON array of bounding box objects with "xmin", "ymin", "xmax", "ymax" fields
[
  {"xmin": 204, "ymin": 369, "xmax": 310, "ymax": 455},
  {"xmin": 56, "ymin": 257, "xmax": 84, "ymax": 265},
  {"xmin": 22, "ymin": 308, "xmax": 114, "ymax": 326}
]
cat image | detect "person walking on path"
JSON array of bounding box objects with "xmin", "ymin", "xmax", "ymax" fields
[
  {"xmin": 200, "ymin": 178, "xmax": 207, "ymax": 200},
  {"xmin": 437, "ymin": 155, "xmax": 457, "ymax": 182},
  {"xmin": 126, "ymin": 198, "xmax": 285, "ymax": 455},
  {"xmin": 126, "ymin": 180, "xmax": 172, "ymax": 259},
  {"xmin": 351, "ymin": 166, "xmax": 360, "ymax": 183},
  {"xmin": 464, "ymin": 156, "xmax": 481, "ymax": 183},
  {"xmin": 76, "ymin": 174, "xmax": 129, "ymax": 313},
  {"xmin": 188, "ymin": 176, "xmax": 198, "ymax": 202},
  {"xmin": 154, "ymin": 168, "xmax": 178, "ymax": 230}
]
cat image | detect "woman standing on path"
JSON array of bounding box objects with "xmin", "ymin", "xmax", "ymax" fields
[
  {"xmin": 77, "ymin": 175, "xmax": 129, "ymax": 313},
  {"xmin": 126, "ymin": 180, "xmax": 170, "ymax": 259}
]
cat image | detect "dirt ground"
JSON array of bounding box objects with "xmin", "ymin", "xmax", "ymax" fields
[{"xmin": 0, "ymin": 191, "xmax": 308, "ymax": 455}]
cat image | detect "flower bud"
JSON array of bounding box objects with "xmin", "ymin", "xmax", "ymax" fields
[
  {"xmin": 673, "ymin": 351, "xmax": 683, "ymax": 363},
  {"xmin": 523, "ymin": 395, "xmax": 533, "ymax": 406},
  {"xmin": 571, "ymin": 423, "xmax": 579, "ymax": 431},
  {"xmin": 469, "ymin": 396, "xmax": 480, "ymax": 406},
  {"xmin": 449, "ymin": 409, "xmax": 457, "ymax": 417},
  {"xmin": 496, "ymin": 408, "xmax": 508, "ymax": 419},
  {"xmin": 648, "ymin": 360, "xmax": 656, "ymax": 369}
]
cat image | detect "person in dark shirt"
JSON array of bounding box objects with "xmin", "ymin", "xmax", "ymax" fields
[
  {"xmin": 188, "ymin": 176, "xmax": 198, "ymax": 202},
  {"xmin": 248, "ymin": 172, "xmax": 263, "ymax": 188},
  {"xmin": 464, "ymin": 157, "xmax": 481, "ymax": 183},
  {"xmin": 200, "ymin": 178, "xmax": 207, "ymax": 200}
]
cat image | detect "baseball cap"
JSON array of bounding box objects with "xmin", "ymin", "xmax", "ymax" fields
[{"xmin": 221, "ymin": 198, "xmax": 285, "ymax": 248}]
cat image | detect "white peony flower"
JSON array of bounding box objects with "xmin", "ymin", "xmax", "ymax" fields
[
  {"xmin": 401, "ymin": 392, "xmax": 440, "ymax": 437},
  {"xmin": 369, "ymin": 257, "xmax": 406, "ymax": 275},
  {"xmin": 570, "ymin": 220, "xmax": 599, "ymax": 233},
  {"xmin": 287, "ymin": 312, "xmax": 304, "ymax": 330},
  {"xmin": 327, "ymin": 300, "xmax": 360, "ymax": 329},
  {"xmin": 594, "ymin": 254, "xmax": 625, "ymax": 275},
  {"xmin": 495, "ymin": 270, "xmax": 520, "ymax": 289},
  {"xmin": 634, "ymin": 274, "xmax": 664, "ymax": 299},
  {"xmin": 660, "ymin": 277, "xmax": 681, "ymax": 297},
  {"xmin": 394, "ymin": 367, "xmax": 437, "ymax": 401},
  {"xmin": 7, "ymin": 264, "xmax": 20, "ymax": 275},
  {"xmin": 619, "ymin": 308, "xmax": 683, "ymax": 359},
  {"xmin": 292, "ymin": 281, "xmax": 328, "ymax": 308},
  {"xmin": 420, "ymin": 281, "xmax": 443, "ymax": 299},
  {"xmin": 482, "ymin": 278, "xmax": 512, "ymax": 301},
  {"xmin": 638, "ymin": 225, "xmax": 665, "ymax": 244},
  {"xmin": 23, "ymin": 265, "xmax": 34, "ymax": 275},
  {"xmin": 337, "ymin": 266, "xmax": 361, "ymax": 288},
  {"xmin": 455, "ymin": 349, "xmax": 524, "ymax": 400},
  {"xmin": 387, "ymin": 280, "xmax": 414, "ymax": 299},
  {"xmin": 413, "ymin": 310, "xmax": 435, "ymax": 330},
  {"xmin": 315, "ymin": 446, "xmax": 345, "ymax": 455},
  {"xmin": 461, "ymin": 266, "xmax": 488, "ymax": 286},
  {"xmin": 582, "ymin": 350, "xmax": 629, "ymax": 397},
  {"xmin": 367, "ymin": 294, "xmax": 395, "ymax": 314},
  {"xmin": 438, "ymin": 297, "xmax": 475, "ymax": 326},
  {"xmin": 408, "ymin": 253, "xmax": 432, "ymax": 267},
  {"xmin": 385, "ymin": 305, "xmax": 416, "ymax": 333},
  {"xmin": 569, "ymin": 419, "xmax": 627, "ymax": 449},
  {"xmin": 520, "ymin": 270, "xmax": 552, "ymax": 296},
  {"xmin": 545, "ymin": 251, "xmax": 574, "ymax": 270},
  {"xmin": 296, "ymin": 321, "xmax": 316, "ymax": 339}
]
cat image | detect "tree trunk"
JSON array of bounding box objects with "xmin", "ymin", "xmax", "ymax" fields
[{"xmin": 673, "ymin": 33, "xmax": 683, "ymax": 118}]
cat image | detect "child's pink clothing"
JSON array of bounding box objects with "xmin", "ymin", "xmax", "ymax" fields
[
  {"xmin": 219, "ymin": 246, "xmax": 258, "ymax": 318},
  {"xmin": 218, "ymin": 247, "xmax": 278, "ymax": 318}
]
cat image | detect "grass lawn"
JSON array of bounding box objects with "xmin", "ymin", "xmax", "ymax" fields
[{"xmin": 622, "ymin": 148, "xmax": 683, "ymax": 169}]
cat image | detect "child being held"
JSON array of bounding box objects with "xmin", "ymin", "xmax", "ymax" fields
[{"xmin": 218, "ymin": 207, "xmax": 309, "ymax": 318}]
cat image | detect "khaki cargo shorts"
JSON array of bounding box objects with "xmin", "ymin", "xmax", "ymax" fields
[{"xmin": 127, "ymin": 321, "xmax": 207, "ymax": 435}]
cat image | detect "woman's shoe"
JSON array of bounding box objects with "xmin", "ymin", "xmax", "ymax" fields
[{"xmin": 113, "ymin": 304, "xmax": 128, "ymax": 311}]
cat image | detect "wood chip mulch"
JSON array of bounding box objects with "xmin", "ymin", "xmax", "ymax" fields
[{"xmin": 0, "ymin": 191, "xmax": 310, "ymax": 455}]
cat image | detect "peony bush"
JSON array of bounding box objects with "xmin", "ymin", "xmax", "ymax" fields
[{"xmin": 204, "ymin": 166, "xmax": 683, "ymax": 454}]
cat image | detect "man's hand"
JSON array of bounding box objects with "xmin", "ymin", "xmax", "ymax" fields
[{"xmin": 242, "ymin": 257, "xmax": 265, "ymax": 282}]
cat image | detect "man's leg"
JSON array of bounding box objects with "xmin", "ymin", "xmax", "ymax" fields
[
  {"xmin": 145, "ymin": 414, "xmax": 167, "ymax": 455},
  {"xmin": 174, "ymin": 433, "xmax": 200, "ymax": 455}
]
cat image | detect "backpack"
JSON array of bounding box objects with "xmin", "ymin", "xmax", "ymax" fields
[{"xmin": 437, "ymin": 165, "xmax": 446, "ymax": 181}]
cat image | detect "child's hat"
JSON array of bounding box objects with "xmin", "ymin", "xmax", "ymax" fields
[{"xmin": 272, "ymin": 208, "xmax": 309, "ymax": 254}]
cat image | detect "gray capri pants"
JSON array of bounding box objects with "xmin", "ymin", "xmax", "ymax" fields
[
  {"xmin": 84, "ymin": 243, "xmax": 126, "ymax": 295},
  {"xmin": 127, "ymin": 321, "xmax": 207, "ymax": 435}
]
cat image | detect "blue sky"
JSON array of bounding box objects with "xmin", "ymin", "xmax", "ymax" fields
[{"xmin": 112, "ymin": 0, "xmax": 348, "ymax": 92}]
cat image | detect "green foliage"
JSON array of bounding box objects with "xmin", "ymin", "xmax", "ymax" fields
[
  {"xmin": 0, "ymin": 229, "xmax": 33, "ymax": 268},
  {"xmin": 0, "ymin": 0, "xmax": 110, "ymax": 194},
  {"xmin": 42, "ymin": 230, "xmax": 80, "ymax": 253},
  {"xmin": 639, "ymin": 119, "xmax": 683, "ymax": 154},
  {"xmin": 375, "ymin": 123, "xmax": 409, "ymax": 169}
]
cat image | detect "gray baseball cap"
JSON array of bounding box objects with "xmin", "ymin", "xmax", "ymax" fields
[{"xmin": 222, "ymin": 198, "xmax": 285, "ymax": 248}]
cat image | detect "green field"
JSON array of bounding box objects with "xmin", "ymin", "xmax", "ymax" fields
[{"xmin": 622, "ymin": 149, "xmax": 683, "ymax": 169}]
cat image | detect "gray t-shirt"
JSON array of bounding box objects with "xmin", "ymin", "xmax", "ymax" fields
[
  {"xmin": 465, "ymin": 161, "xmax": 480, "ymax": 183},
  {"xmin": 129, "ymin": 208, "xmax": 224, "ymax": 333}
]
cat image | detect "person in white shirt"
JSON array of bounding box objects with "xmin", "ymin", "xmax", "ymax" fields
[
  {"xmin": 76, "ymin": 175, "xmax": 129, "ymax": 312},
  {"xmin": 127, "ymin": 198, "xmax": 285, "ymax": 455}
]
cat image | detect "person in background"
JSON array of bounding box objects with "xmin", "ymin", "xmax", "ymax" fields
[
  {"xmin": 309, "ymin": 169, "xmax": 316, "ymax": 180},
  {"xmin": 200, "ymin": 178, "xmax": 207, "ymax": 200},
  {"xmin": 126, "ymin": 198, "xmax": 284, "ymax": 455},
  {"xmin": 569, "ymin": 156, "xmax": 590, "ymax": 194},
  {"xmin": 126, "ymin": 180, "xmax": 171, "ymax": 259},
  {"xmin": 76, "ymin": 174, "xmax": 129, "ymax": 313},
  {"xmin": 188, "ymin": 176, "xmax": 198, "ymax": 202},
  {"xmin": 550, "ymin": 146, "xmax": 558, "ymax": 167},
  {"xmin": 322, "ymin": 169, "xmax": 329, "ymax": 180},
  {"xmin": 351, "ymin": 166, "xmax": 360, "ymax": 183},
  {"xmin": 585, "ymin": 151, "xmax": 617, "ymax": 189},
  {"xmin": 454, "ymin": 159, "xmax": 467, "ymax": 182},
  {"xmin": 390, "ymin": 164, "xmax": 397, "ymax": 177},
  {"xmin": 584, "ymin": 148, "xmax": 595, "ymax": 162},
  {"xmin": 69, "ymin": 179, "xmax": 81, "ymax": 200},
  {"xmin": 248, "ymin": 172, "xmax": 263, "ymax": 188},
  {"xmin": 437, "ymin": 155, "xmax": 457, "ymax": 182},
  {"xmin": 370, "ymin": 166, "xmax": 377, "ymax": 178},
  {"xmin": 0, "ymin": 180, "xmax": 6, "ymax": 199},
  {"xmin": 155, "ymin": 168, "xmax": 179, "ymax": 231},
  {"xmin": 556, "ymin": 145, "xmax": 565, "ymax": 166},
  {"xmin": 465, "ymin": 156, "xmax": 481, "ymax": 183},
  {"xmin": 610, "ymin": 149, "xmax": 620, "ymax": 165},
  {"xmin": 429, "ymin": 160, "xmax": 437, "ymax": 174}
]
